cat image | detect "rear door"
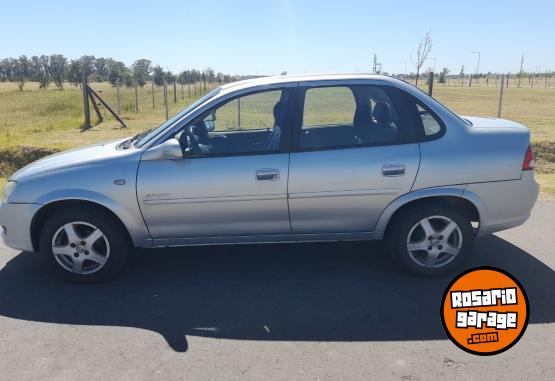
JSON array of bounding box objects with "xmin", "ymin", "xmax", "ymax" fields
[{"xmin": 288, "ymin": 83, "xmax": 421, "ymax": 234}]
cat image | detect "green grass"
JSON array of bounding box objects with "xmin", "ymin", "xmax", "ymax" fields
[
  {"xmin": 0, "ymin": 81, "xmax": 213, "ymax": 150},
  {"xmin": 0, "ymin": 81, "xmax": 554, "ymax": 198},
  {"xmin": 426, "ymin": 85, "xmax": 555, "ymax": 144},
  {"xmin": 536, "ymin": 174, "xmax": 555, "ymax": 200}
]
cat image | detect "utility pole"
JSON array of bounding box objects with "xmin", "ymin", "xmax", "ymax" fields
[
  {"xmin": 518, "ymin": 54, "xmax": 524, "ymax": 88},
  {"xmin": 372, "ymin": 54, "xmax": 382, "ymax": 74},
  {"xmin": 429, "ymin": 57, "xmax": 437, "ymax": 73},
  {"xmin": 401, "ymin": 61, "xmax": 407, "ymax": 76}
]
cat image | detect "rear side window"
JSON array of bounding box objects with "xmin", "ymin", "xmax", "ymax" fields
[
  {"xmin": 298, "ymin": 85, "xmax": 405, "ymax": 150},
  {"xmin": 303, "ymin": 87, "xmax": 355, "ymax": 127}
]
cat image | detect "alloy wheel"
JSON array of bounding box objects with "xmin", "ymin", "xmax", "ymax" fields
[
  {"xmin": 406, "ymin": 215, "xmax": 462, "ymax": 268},
  {"xmin": 51, "ymin": 221, "xmax": 110, "ymax": 275}
]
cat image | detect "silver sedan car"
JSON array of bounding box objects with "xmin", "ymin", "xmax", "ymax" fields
[{"xmin": 0, "ymin": 74, "xmax": 539, "ymax": 281}]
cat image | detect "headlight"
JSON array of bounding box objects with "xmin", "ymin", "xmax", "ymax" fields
[{"xmin": 2, "ymin": 181, "xmax": 17, "ymax": 202}]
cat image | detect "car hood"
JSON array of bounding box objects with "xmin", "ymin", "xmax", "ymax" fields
[
  {"xmin": 462, "ymin": 116, "xmax": 529, "ymax": 130},
  {"xmin": 11, "ymin": 138, "xmax": 131, "ymax": 181}
]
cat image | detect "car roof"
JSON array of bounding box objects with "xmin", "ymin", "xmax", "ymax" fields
[{"xmin": 219, "ymin": 73, "xmax": 403, "ymax": 91}]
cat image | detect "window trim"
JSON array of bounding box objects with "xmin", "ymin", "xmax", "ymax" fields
[
  {"xmin": 290, "ymin": 84, "xmax": 417, "ymax": 153},
  {"xmin": 175, "ymin": 87, "xmax": 296, "ymax": 158}
]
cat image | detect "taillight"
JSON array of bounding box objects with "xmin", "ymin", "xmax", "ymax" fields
[{"xmin": 522, "ymin": 145, "xmax": 535, "ymax": 171}]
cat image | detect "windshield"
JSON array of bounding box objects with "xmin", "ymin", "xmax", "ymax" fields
[{"xmin": 135, "ymin": 87, "xmax": 222, "ymax": 147}]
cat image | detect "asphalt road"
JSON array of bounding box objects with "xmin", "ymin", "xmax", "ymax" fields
[{"xmin": 0, "ymin": 202, "xmax": 554, "ymax": 380}]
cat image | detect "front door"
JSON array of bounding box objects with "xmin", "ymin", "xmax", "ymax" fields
[
  {"xmin": 137, "ymin": 88, "xmax": 293, "ymax": 243},
  {"xmin": 288, "ymin": 84, "xmax": 421, "ymax": 234}
]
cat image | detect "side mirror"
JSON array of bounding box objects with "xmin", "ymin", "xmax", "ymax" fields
[{"xmin": 142, "ymin": 138, "xmax": 183, "ymax": 161}]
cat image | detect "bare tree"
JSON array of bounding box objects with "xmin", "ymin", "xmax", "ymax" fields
[{"xmin": 411, "ymin": 31, "xmax": 432, "ymax": 86}]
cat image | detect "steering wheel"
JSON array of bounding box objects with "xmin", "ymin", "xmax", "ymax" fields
[{"xmin": 181, "ymin": 125, "xmax": 200, "ymax": 154}]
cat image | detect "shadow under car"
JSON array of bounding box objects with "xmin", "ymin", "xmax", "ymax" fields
[{"xmin": 0, "ymin": 235, "xmax": 553, "ymax": 352}]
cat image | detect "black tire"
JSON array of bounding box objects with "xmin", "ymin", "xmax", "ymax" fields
[
  {"xmin": 388, "ymin": 203, "xmax": 474, "ymax": 276},
  {"xmin": 39, "ymin": 206, "xmax": 131, "ymax": 282}
]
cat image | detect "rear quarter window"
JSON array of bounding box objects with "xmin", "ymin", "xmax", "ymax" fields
[{"xmin": 417, "ymin": 104, "xmax": 442, "ymax": 136}]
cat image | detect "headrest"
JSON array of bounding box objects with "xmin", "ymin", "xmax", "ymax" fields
[
  {"xmin": 373, "ymin": 101, "xmax": 393, "ymax": 125},
  {"xmin": 190, "ymin": 121, "xmax": 209, "ymax": 137}
]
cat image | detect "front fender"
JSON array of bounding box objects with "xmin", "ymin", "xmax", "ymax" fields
[
  {"xmin": 33, "ymin": 188, "xmax": 151, "ymax": 247},
  {"xmin": 372, "ymin": 185, "xmax": 486, "ymax": 240}
]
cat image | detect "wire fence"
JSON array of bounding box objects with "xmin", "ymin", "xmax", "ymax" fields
[
  {"xmin": 85, "ymin": 80, "xmax": 219, "ymax": 128},
  {"xmin": 401, "ymin": 73, "xmax": 554, "ymax": 88}
]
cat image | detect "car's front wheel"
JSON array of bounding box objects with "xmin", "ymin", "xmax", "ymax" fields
[
  {"xmin": 39, "ymin": 207, "xmax": 130, "ymax": 282},
  {"xmin": 388, "ymin": 204, "xmax": 474, "ymax": 276}
]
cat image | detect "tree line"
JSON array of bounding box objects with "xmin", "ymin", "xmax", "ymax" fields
[{"xmin": 0, "ymin": 54, "xmax": 252, "ymax": 90}]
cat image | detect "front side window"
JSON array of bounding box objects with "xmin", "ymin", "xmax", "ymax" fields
[
  {"xmin": 177, "ymin": 90, "xmax": 286, "ymax": 155},
  {"xmin": 299, "ymin": 85, "xmax": 400, "ymax": 150}
]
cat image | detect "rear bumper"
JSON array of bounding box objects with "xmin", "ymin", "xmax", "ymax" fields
[
  {"xmin": 465, "ymin": 171, "xmax": 539, "ymax": 237},
  {"xmin": 0, "ymin": 201, "xmax": 40, "ymax": 252}
]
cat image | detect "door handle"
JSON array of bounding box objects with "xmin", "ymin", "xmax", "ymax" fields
[
  {"xmin": 382, "ymin": 164, "xmax": 406, "ymax": 177},
  {"xmin": 256, "ymin": 169, "xmax": 279, "ymax": 181}
]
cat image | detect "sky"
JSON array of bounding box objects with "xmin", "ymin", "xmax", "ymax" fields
[{"xmin": 1, "ymin": 0, "xmax": 554, "ymax": 76}]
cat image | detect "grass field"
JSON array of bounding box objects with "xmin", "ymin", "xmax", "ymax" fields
[
  {"xmin": 0, "ymin": 81, "xmax": 212, "ymax": 150},
  {"xmin": 0, "ymin": 80, "xmax": 554, "ymax": 197}
]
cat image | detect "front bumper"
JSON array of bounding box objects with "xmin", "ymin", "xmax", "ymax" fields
[{"xmin": 0, "ymin": 201, "xmax": 41, "ymax": 252}]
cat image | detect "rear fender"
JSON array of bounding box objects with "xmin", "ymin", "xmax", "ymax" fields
[{"xmin": 372, "ymin": 186, "xmax": 485, "ymax": 240}]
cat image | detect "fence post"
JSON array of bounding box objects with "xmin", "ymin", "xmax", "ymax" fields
[
  {"xmin": 82, "ymin": 60, "xmax": 90, "ymax": 129},
  {"xmin": 88, "ymin": 91, "xmax": 103, "ymax": 123},
  {"xmin": 151, "ymin": 81, "xmax": 155, "ymax": 109},
  {"xmin": 181, "ymin": 83, "xmax": 184, "ymax": 99},
  {"xmin": 134, "ymin": 82, "xmax": 139, "ymax": 112},
  {"xmin": 116, "ymin": 78, "xmax": 121, "ymax": 114},
  {"xmin": 498, "ymin": 75, "xmax": 505, "ymax": 118},
  {"xmin": 188, "ymin": 83, "xmax": 191, "ymax": 99},
  {"xmin": 163, "ymin": 81, "xmax": 169, "ymax": 121},
  {"xmin": 427, "ymin": 72, "xmax": 434, "ymax": 96},
  {"xmin": 237, "ymin": 96, "xmax": 241, "ymax": 128},
  {"xmin": 173, "ymin": 81, "xmax": 177, "ymax": 103}
]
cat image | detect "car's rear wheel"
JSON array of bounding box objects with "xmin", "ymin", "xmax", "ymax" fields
[
  {"xmin": 39, "ymin": 207, "xmax": 130, "ymax": 282},
  {"xmin": 388, "ymin": 204, "xmax": 474, "ymax": 276}
]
